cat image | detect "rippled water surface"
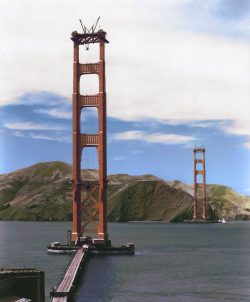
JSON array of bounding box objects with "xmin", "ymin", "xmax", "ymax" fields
[{"xmin": 1, "ymin": 221, "xmax": 250, "ymax": 301}]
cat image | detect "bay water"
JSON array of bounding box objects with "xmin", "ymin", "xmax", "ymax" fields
[{"xmin": 0, "ymin": 221, "xmax": 250, "ymax": 301}]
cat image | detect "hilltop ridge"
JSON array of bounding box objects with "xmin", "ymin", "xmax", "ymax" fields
[{"xmin": 0, "ymin": 161, "xmax": 249, "ymax": 221}]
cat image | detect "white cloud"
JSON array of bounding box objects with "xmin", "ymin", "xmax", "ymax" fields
[
  {"xmin": 221, "ymin": 120, "xmax": 250, "ymax": 137},
  {"xmin": 5, "ymin": 128, "xmax": 71, "ymax": 143},
  {"xmin": 108, "ymin": 31, "xmax": 250, "ymax": 122},
  {"xmin": 30, "ymin": 132, "xmax": 71, "ymax": 143},
  {"xmin": 30, "ymin": 133, "xmax": 54, "ymax": 141},
  {"xmin": 4, "ymin": 122, "xmax": 64, "ymax": 131},
  {"xmin": 112, "ymin": 131, "xmax": 142, "ymax": 141},
  {"xmin": 146, "ymin": 133, "xmax": 196, "ymax": 144},
  {"xmin": 35, "ymin": 108, "xmax": 71, "ymax": 120},
  {"xmin": 190, "ymin": 121, "xmax": 226, "ymax": 128},
  {"xmin": 111, "ymin": 130, "xmax": 197, "ymax": 146},
  {"xmin": 0, "ymin": 0, "xmax": 250, "ymax": 144}
]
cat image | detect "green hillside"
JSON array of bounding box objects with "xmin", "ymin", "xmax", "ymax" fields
[{"xmin": 0, "ymin": 161, "xmax": 248, "ymax": 221}]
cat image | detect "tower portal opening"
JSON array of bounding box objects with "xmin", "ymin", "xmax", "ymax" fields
[
  {"xmin": 81, "ymin": 107, "xmax": 98, "ymax": 134},
  {"xmin": 80, "ymin": 74, "xmax": 99, "ymax": 95}
]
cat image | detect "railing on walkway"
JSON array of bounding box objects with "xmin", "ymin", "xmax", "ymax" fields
[{"xmin": 50, "ymin": 248, "xmax": 87, "ymax": 302}]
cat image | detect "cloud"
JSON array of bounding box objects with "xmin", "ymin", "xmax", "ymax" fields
[
  {"xmin": 1, "ymin": 0, "xmax": 250, "ymax": 145},
  {"xmin": 4, "ymin": 122, "xmax": 65, "ymax": 131},
  {"xmin": 189, "ymin": 121, "xmax": 226, "ymax": 128},
  {"xmin": 30, "ymin": 133, "xmax": 54, "ymax": 141},
  {"xmin": 108, "ymin": 31, "xmax": 250, "ymax": 122},
  {"xmin": 35, "ymin": 105, "xmax": 97, "ymax": 121},
  {"xmin": 35, "ymin": 108, "xmax": 71, "ymax": 120},
  {"xmin": 0, "ymin": 92, "xmax": 68, "ymax": 108},
  {"xmin": 112, "ymin": 131, "xmax": 143, "ymax": 141},
  {"xmin": 186, "ymin": 119, "xmax": 250, "ymax": 149},
  {"xmin": 111, "ymin": 130, "xmax": 197, "ymax": 145},
  {"xmin": 30, "ymin": 132, "xmax": 71, "ymax": 143},
  {"xmin": 221, "ymin": 120, "xmax": 250, "ymax": 137}
]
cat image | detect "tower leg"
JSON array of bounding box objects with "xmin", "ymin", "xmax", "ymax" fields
[{"xmin": 193, "ymin": 197, "xmax": 197, "ymax": 220}]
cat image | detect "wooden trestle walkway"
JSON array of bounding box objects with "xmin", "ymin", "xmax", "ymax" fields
[{"xmin": 50, "ymin": 248, "xmax": 87, "ymax": 302}]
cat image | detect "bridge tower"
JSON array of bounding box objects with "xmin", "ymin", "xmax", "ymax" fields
[
  {"xmin": 71, "ymin": 25, "xmax": 109, "ymax": 243},
  {"xmin": 193, "ymin": 147, "xmax": 206, "ymax": 220}
]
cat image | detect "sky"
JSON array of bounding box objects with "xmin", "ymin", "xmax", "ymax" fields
[{"xmin": 0, "ymin": 0, "xmax": 250, "ymax": 194}]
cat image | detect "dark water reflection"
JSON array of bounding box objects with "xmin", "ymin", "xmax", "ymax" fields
[
  {"xmin": 76, "ymin": 222, "xmax": 250, "ymax": 302},
  {"xmin": 1, "ymin": 221, "xmax": 250, "ymax": 301},
  {"xmin": 0, "ymin": 221, "xmax": 72, "ymax": 301}
]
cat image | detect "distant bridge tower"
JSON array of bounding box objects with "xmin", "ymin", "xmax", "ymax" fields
[
  {"xmin": 193, "ymin": 147, "xmax": 206, "ymax": 220},
  {"xmin": 71, "ymin": 22, "xmax": 109, "ymax": 243}
]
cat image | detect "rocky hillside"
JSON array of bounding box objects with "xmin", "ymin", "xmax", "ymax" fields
[{"xmin": 0, "ymin": 161, "xmax": 249, "ymax": 221}]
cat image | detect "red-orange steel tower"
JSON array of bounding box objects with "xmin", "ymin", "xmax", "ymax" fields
[
  {"xmin": 193, "ymin": 147, "xmax": 206, "ymax": 220},
  {"xmin": 71, "ymin": 28, "xmax": 109, "ymax": 242}
]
